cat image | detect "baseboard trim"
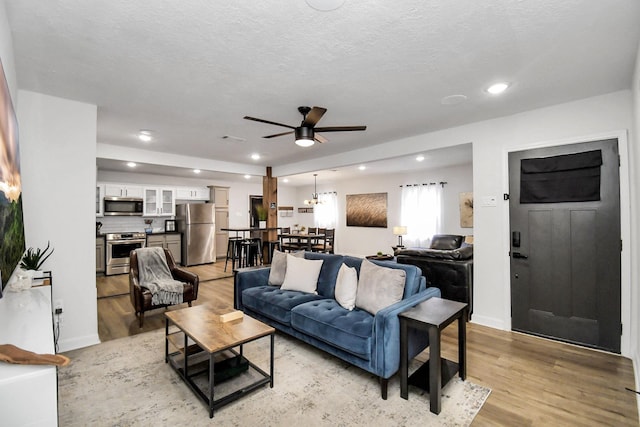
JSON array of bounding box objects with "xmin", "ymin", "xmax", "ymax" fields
[
  {"xmin": 470, "ymin": 314, "xmax": 506, "ymax": 330},
  {"xmin": 58, "ymin": 333, "xmax": 100, "ymax": 352}
]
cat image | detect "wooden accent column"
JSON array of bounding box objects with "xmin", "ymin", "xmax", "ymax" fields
[{"xmin": 263, "ymin": 167, "xmax": 278, "ymax": 262}]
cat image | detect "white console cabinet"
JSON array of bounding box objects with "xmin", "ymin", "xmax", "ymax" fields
[{"xmin": 0, "ymin": 285, "xmax": 58, "ymax": 426}]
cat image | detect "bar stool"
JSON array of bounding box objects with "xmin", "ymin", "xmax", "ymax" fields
[
  {"xmin": 240, "ymin": 237, "xmax": 263, "ymax": 267},
  {"xmin": 224, "ymin": 236, "xmax": 244, "ymax": 271},
  {"xmin": 266, "ymin": 240, "xmax": 281, "ymax": 263}
]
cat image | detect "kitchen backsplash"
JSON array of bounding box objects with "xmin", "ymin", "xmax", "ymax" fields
[{"xmin": 97, "ymin": 216, "xmax": 175, "ymax": 234}]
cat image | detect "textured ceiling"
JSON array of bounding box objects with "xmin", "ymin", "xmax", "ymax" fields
[{"xmin": 5, "ymin": 0, "xmax": 640, "ymax": 182}]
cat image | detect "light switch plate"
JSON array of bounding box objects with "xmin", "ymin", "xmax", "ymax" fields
[{"xmin": 481, "ymin": 196, "xmax": 497, "ymax": 207}]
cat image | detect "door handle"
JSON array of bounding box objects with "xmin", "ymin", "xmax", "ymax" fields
[{"xmin": 512, "ymin": 252, "xmax": 528, "ymax": 259}]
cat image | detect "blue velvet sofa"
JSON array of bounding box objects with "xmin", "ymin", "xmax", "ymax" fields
[{"xmin": 234, "ymin": 252, "xmax": 441, "ymax": 398}]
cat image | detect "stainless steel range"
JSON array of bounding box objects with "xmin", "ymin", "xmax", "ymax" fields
[{"xmin": 105, "ymin": 232, "xmax": 146, "ymax": 275}]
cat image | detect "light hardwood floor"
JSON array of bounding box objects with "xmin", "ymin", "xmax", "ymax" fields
[{"xmin": 96, "ymin": 262, "xmax": 639, "ymax": 425}]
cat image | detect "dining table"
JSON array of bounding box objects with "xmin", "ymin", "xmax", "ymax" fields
[{"xmin": 279, "ymin": 233, "xmax": 326, "ymax": 252}]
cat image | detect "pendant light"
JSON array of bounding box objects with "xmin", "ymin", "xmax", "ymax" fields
[{"xmin": 304, "ymin": 174, "xmax": 322, "ymax": 205}]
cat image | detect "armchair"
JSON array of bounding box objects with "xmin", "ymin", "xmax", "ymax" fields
[{"xmin": 129, "ymin": 248, "xmax": 199, "ymax": 327}]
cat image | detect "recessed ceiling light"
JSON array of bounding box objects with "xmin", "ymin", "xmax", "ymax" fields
[
  {"xmin": 138, "ymin": 130, "xmax": 153, "ymax": 142},
  {"xmin": 416, "ymin": 155, "xmax": 425, "ymax": 162},
  {"xmin": 244, "ymin": 174, "xmax": 251, "ymax": 179},
  {"xmin": 358, "ymin": 165, "xmax": 366, "ymax": 171},
  {"xmin": 486, "ymin": 82, "xmax": 509, "ymax": 95},
  {"xmin": 306, "ymin": 0, "xmax": 345, "ymax": 11},
  {"xmin": 251, "ymin": 153, "xmax": 260, "ymax": 160},
  {"xmin": 126, "ymin": 162, "xmax": 137, "ymax": 168},
  {"xmin": 193, "ymin": 169, "xmax": 201, "ymax": 174}
]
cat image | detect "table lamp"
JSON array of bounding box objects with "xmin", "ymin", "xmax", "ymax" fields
[{"xmin": 393, "ymin": 226, "xmax": 407, "ymax": 248}]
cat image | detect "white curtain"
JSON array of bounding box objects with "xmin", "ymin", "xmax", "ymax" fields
[
  {"xmin": 400, "ymin": 184, "xmax": 443, "ymax": 248},
  {"xmin": 314, "ymin": 192, "xmax": 338, "ymax": 229}
]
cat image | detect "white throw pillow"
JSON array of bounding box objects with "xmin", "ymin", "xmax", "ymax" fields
[
  {"xmin": 335, "ymin": 263, "xmax": 358, "ymax": 310},
  {"xmin": 280, "ymin": 254, "xmax": 323, "ymax": 294},
  {"xmin": 355, "ymin": 258, "xmax": 406, "ymax": 315},
  {"xmin": 268, "ymin": 249, "xmax": 304, "ymax": 286}
]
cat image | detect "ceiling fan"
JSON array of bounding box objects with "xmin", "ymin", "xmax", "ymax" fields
[{"xmin": 244, "ymin": 106, "xmax": 366, "ymax": 147}]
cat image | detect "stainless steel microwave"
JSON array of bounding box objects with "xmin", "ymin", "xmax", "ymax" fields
[{"xmin": 103, "ymin": 197, "xmax": 143, "ymax": 216}]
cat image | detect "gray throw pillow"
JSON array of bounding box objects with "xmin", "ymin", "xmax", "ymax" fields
[
  {"xmin": 268, "ymin": 249, "xmax": 304, "ymax": 285},
  {"xmin": 355, "ymin": 259, "xmax": 406, "ymax": 315}
]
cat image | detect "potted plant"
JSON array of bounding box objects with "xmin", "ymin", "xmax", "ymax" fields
[
  {"xmin": 20, "ymin": 241, "xmax": 54, "ymax": 271},
  {"xmin": 256, "ymin": 205, "xmax": 268, "ymax": 228}
]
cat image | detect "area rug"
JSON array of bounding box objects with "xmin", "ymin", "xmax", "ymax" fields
[{"xmin": 59, "ymin": 329, "xmax": 490, "ymax": 426}]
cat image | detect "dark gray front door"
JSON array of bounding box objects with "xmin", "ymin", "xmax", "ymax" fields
[{"xmin": 509, "ymin": 139, "xmax": 621, "ymax": 353}]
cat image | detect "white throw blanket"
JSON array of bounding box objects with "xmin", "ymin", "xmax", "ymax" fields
[{"xmin": 136, "ymin": 247, "xmax": 184, "ymax": 306}]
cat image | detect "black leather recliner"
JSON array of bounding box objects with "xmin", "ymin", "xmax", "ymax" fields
[{"xmin": 395, "ymin": 234, "xmax": 473, "ymax": 318}]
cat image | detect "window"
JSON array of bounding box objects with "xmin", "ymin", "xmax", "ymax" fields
[
  {"xmin": 314, "ymin": 192, "xmax": 338, "ymax": 229},
  {"xmin": 400, "ymin": 184, "xmax": 443, "ymax": 247}
]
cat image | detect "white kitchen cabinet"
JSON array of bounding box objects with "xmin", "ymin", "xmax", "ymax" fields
[
  {"xmin": 147, "ymin": 233, "xmax": 182, "ymax": 264},
  {"xmin": 96, "ymin": 237, "xmax": 105, "ymax": 273},
  {"xmin": 96, "ymin": 184, "xmax": 104, "ymax": 216},
  {"xmin": 210, "ymin": 186, "xmax": 229, "ymax": 207},
  {"xmin": 144, "ymin": 187, "xmax": 175, "ymax": 216},
  {"xmin": 104, "ymin": 183, "xmax": 144, "ymax": 198},
  {"xmin": 176, "ymin": 186, "xmax": 209, "ymax": 201}
]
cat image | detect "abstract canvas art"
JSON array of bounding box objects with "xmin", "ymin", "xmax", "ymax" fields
[
  {"xmin": 346, "ymin": 193, "xmax": 387, "ymax": 228},
  {"xmin": 459, "ymin": 192, "xmax": 473, "ymax": 228}
]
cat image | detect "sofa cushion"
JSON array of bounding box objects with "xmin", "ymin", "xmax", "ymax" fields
[
  {"xmin": 291, "ymin": 299, "xmax": 373, "ymax": 359},
  {"xmin": 430, "ymin": 234, "xmax": 464, "ymax": 250},
  {"xmin": 242, "ymin": 286, "xmax": 325, "ymax": 325},
  {"xmin": 303, "ymin": 252, "xmax": 345, "ymax": 298},
  {"xmin": 268, "ymin": 250, "xmax": 305, "ymax": 286},
  {"xmin": 355, "ymin": 259, "xmax": 405, "ymax": 315},
  {"xmin": 335, "ymin": 263, "xmax": 358, "ymax": 310},
  {"xmin": 280, "ymin": 254, "xmax": 323, "ymax": 294},
  {"xmin": 396, "ymin": 245, "xmax": 473, "ymax": 260},
  {"xmin": 342, "ymin": 255, "xmax": 422, "ymax": 297}
]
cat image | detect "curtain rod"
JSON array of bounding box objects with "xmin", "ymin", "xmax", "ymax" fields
[{"xmin": 399, "ymin": 181, "xmax": 447, "ymax": 188}]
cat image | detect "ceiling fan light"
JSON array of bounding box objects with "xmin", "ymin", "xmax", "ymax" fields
[{"xmin": 295, "ymin": 127, "xmax": 315, "ymax": 147}]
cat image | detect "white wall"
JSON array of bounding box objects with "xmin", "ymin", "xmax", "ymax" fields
[
  {"xmin": 18, "ymin": 91, "xmax": 99, "ymax": 351},
  {"xmin": 291, "ymin": 164, "xmax": 474, "ymax": 256},
  {"xmin": 430, "ymin": 91, "xmax": 634, "ymax": 345},
  {"xmin": 630, "ymin": 41, "xmax": 640, "ymax": 400},
  {"xmin": 275, "ymin": 184, "xmax": 299, "ymax": 230}
]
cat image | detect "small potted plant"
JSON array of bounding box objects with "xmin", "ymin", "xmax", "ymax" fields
[
  {"xmin": 256, "ymin": 205, "xmax": 268, "ymax": 229},
  {"xmin": 20, "ymin": 241, "xmax": 54, "ymax": 272}
]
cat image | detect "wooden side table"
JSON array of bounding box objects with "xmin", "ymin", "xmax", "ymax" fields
[{"xmin": 399, "ymin": 297, "xmax": 467, "ymax": 414}]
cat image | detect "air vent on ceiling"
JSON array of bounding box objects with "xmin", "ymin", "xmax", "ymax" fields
[{"xmin": 221, "ymin": 135, "xmax": 246, "ymax": 142}]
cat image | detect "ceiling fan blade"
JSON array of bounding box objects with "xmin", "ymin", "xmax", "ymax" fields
[
  {"xmin": 314, "ymin": 134, "xmax": 329, "ymax": 144},
  {"xmin": 263, "ymin": 130, "xmax": 294, "ymax": 139},
  {"xmin": 314, "ymin": 126, "xmax": 367, "ymax": 132},
  {"xmin": 244, "ymin": 116, "xmax": 295, "ymax": 129},
  {"xmin": 302, "ymin": 107, "xmax": 327, "ymax": 127}
]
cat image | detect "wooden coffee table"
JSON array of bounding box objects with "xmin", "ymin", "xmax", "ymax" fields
[{"xmin": 165, "ymin": 305, "xmax": 275, "ymax": 418}]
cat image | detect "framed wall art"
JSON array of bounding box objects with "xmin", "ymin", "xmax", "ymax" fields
[{"xmin": 346, "ymin": 193, "xmax": 387, "ymax": 228}]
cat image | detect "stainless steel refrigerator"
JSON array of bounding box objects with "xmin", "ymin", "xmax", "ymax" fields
[{"xmin": 176, "ymin": 203, "xmax": 216, "ymax": 266}]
